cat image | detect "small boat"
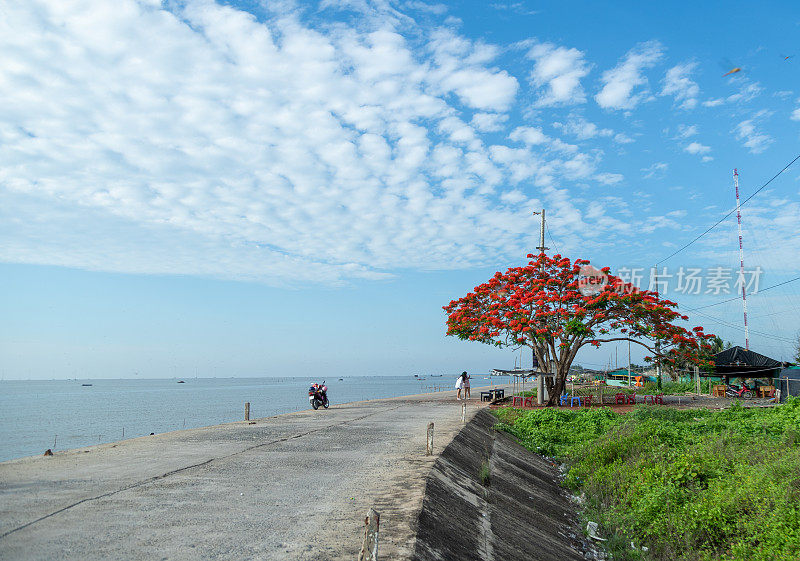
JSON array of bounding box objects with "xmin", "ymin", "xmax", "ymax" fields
[
  {"xmin": 338, "ymin": 378, "xmax": 344, "ymax": 381},
  {"xmin": 81, "ymin": 383, "xmax": 92, "ymax": 387},
  {"xmin": 177, "ymin": 380, "xmax": 185, "ymax": 384}
]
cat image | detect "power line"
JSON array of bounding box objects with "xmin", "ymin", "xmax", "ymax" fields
[
  {"xmin": 684, "ymin": 275, "xmax": 800, "ymax": 312},
  {"xmin": 654, "ymin": 153, "xmax": 800, "ymax": 267},
  {"xmin": 690, "ymin": 308, "xmax": 795, "ymax": 344},
  {"xmin": 545, "ymin": 222, "xmax": 559, "ymax": 255}
]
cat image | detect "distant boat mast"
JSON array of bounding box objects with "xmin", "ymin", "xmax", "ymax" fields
[{"xmin": 734, "ymin": 169, "xmax": 750, "ymax": 350}]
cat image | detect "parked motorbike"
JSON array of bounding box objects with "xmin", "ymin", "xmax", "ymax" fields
[
  {"xmin": 725, "ymin": 383, "xmax": 753, "ymax": 399},
  {"xmin": 308, "ymin": 382, "xmax": 329, "ymax": 410}
]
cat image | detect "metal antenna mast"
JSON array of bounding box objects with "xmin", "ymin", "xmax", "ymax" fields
[
  {"xmin": 533, "ymin": 209, "xmax": 549, "ymax": 254},
  {"xmin": 532, "ymin": 209, "xmax": 549, "ymax": 404},
  {"xmin": 734, "ymin": 169, "xmax": 750, "ymax": 350}
]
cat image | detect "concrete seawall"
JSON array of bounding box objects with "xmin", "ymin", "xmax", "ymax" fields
[
  {"xmin": 1, "ymin": 389, "xmax": 595, "ymax": 560},
  {"xmin": 0, "ymin": 388, "xmax": 496, "ymax": 560},
  {"xmin": 412, "ymin": 409, "xmax": 591, "ymax": 561}
]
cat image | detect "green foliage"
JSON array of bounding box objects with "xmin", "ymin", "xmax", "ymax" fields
[
  {"xmin": 479, "ymin": 460, "xmax": 491, "ymax": 486},
  {"xmin": 497, "ymin": 406, "xmax": 621, "ymax": 457},
  {"xmin": 495, "ymin": 398, "xmax": 800, "ymax": 560}
]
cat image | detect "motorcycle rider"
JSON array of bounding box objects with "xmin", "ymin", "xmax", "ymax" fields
[{"xmin": 308, "ymin": 382, "xmax": 329, "ymax": 409}]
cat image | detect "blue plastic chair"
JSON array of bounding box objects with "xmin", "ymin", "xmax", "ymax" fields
[{"xmin": 560, "ymin": 394, "xmax": 580, "ymax": 406}]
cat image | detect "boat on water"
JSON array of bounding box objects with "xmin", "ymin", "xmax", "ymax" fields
[
  {"xmin": 177, "ymin": 380, "xmax": 185, "ymax": 383},
  {"xmin": 81, "ymin": 383, "xmax": 92, "ymax": 387}
]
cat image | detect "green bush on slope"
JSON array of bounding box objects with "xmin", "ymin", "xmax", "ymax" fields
[{"xmin": 495, "ymin": 399, "xmax": 800, "ymax": 560}]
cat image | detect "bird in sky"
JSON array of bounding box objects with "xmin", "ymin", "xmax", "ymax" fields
[
  {"xmin": 722, "ymin": 67, "xmax": 742, "ymax": 77},
  {"xmin": 784, "ymin": 55, "xmax": 793, "ymax": 61}
]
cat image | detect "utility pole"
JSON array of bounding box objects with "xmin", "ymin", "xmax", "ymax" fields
[
  {"xmin": 533, "ymin": 209, "xmax": 549, "ymax": 405},
  {"xmin": 628, "ymin": 340, "xmax": 632, "ymax": 387}
]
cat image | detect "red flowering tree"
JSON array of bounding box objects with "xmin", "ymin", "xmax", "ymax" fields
[{"xmin": 443, "ymin": 253, "xmax": 715, "ymax": 406}]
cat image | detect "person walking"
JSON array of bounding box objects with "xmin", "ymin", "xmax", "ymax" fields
[{"xmin": 463, "ymin": 372, "xmax": 471, "ymax": 400}]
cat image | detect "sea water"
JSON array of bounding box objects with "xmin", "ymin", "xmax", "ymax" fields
[{"xmin": 0, "ymin": 375, "xmax": 509, "ymax": 462}]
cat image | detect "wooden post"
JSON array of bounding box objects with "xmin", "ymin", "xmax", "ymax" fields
[
  {"xmin": 358, "ymin": 508, "xmax": 380, "ymax": 561},
  {"xmin": 461, "ymin": 402, "xmax": 466, "ymax": 423},
  {"xmin": 245, "ymin": 402, "xmax": 250, "ymax": 421},
  {"xmin": 426, "ymin": 422, "xmax": 434, "ymax": 456}
]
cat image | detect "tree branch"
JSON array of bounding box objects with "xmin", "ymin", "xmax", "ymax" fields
[{"xmin": 588, "ymin": 337, "xmax": 656, "ymax": 354}]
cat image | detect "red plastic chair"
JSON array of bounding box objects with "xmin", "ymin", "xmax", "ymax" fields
[
  {"xmin": 615, "ymin": 393, "xmax": 626, "ymax": 404},
  {"xmin": 626, "ymin": 393, "xmax": 636, "ymax": 404},
  {"xmin": 523, "ymin": 395, "xmax": 535, "ymax": 408},
  {"xmin": 511, "ymin": 396, "xmax": 525, "ymax": 407},
  {"xmin": 582, "ymin": 395, "xmax": 593, "ymax": 407},
  {"xmin": 655, "ymin": 394, "xmax": 664, "ymax": 405}
]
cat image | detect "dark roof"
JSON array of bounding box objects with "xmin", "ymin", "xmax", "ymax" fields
[{"xmin": 713, "ymin": 346, "xmax": 781, "ymax": 368}]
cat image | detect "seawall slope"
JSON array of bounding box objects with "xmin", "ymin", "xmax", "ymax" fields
[{"xmin": 413, "ymin": 409, "xmax": 589, "ymax": 561}]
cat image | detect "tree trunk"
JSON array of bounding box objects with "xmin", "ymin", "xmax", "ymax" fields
[{"xmin": 545, "ymin": 363, "xmax": 570, "ymax": 406}]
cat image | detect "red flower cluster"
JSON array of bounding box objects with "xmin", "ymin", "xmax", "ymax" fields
[{"xmin": 443, "ymin": 253, "xmax": 716, "ymax": 405}]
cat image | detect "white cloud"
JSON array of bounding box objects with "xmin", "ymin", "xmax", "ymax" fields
[
  {"xmin": 727, "ymin": 82, "xmax": 762, "ymax": 103},
  {"xmin": 509, "ymin": 126, "xmax": 548, "ymax": 145},
  {"xmin": 791, "ymin": 108, "xmax": 800, "ymax": 121},
  {"xmin": 0, "ymin": 1, "xmax": 705, "ymax": 285},
  {"xmin": 613, "ymin": 132, "xmax": 634, "ymax": 144},
  {"xmin": 471, "ymin": 112, "xmax": 508, "ymax": 132},
  {"xmin": 405, "ymin": 1, "xmax": 448, "ymax": 14},
  {"xmin": 676, "ymin": 124, "xmax": 698, "ymax": 138},
  {"xmin": 0, "ymin": 0, "xmax": 535, "ymax": 284},
  {"xmin": 661, "ymin": 62, "xmax": 700, "ymax": 109},
  {"xmin": 685, "ymin": 142, "xmax": 711, "ymax": 155},
  {"xmin": 490, "ymin": 2, "xmax": 539, "ymax": 15},
  {"xmin": 595, "ymin": 41, "xmax": 664, "ymax": 110},
  {"xmin": 595, "ymin": 172, "xmax": 624, "ymax": 185},
  {"xmin": 734, "ymin": 112, "xmax": 774, "ymax": 154},
  {"xmin": 526, "ymin": 43, "xmax": 590, "ymax": 106},
  {"xmin": 702, "ymin": 98, "xmax": 724, "ymax": 107},
  {"xmin": 641, "ymin": 162, "xmax": 668, "ymax": 179},
  {"xmin": 553, "ymin": 114, "xmax": 613, "ymax": 140},
  {"xmin": 427, "ymin": 29, "xmax": 519, "ymax": 111}
]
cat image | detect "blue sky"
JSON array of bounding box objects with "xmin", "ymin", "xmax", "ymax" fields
[{"xmin": 1, "ymin": 0, "xmax": 799, "ymax": 379}]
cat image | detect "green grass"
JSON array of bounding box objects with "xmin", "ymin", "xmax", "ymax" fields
[
  {"xmin": 494, "ymin": 398, "xmax": 800, "ymax": 561},
  {"xmin": 479, "ymin": 460, "xmax": 491, "ymax": 486}
]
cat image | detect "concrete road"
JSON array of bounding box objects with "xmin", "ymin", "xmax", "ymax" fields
[{"xmin": 0, "ymin": 389, "xmax": 501, "ymax": 560}]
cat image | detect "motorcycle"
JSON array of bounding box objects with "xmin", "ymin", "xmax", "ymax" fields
[
  {"xmin": 308, "ymin": 382, "xmax": 329, "ymax": 410},
  {"xmin": 725, "ymin": 383, "xmax": 753, "ymax": 399}
]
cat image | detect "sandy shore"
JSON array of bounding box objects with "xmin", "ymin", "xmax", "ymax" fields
[{"xmin": 0, "ymin": 386, "xmax": 506, "ymax": 560}]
